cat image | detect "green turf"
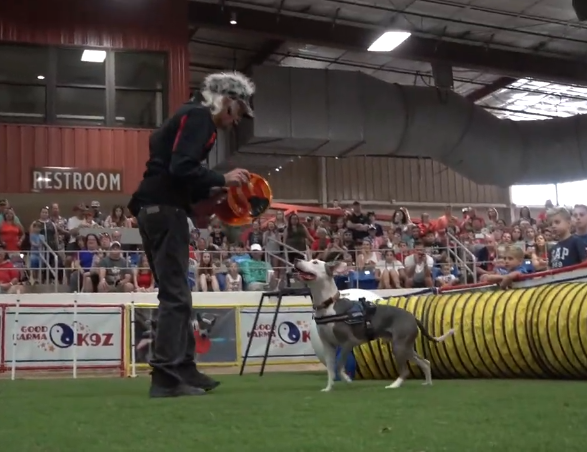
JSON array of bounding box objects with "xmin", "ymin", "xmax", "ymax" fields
[{"xmin": 1, "ymin": 373, "xmax": 586, "ymax": 452}]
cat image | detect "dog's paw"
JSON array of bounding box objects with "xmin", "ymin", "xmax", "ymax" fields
[
  {"xmin": 422, "ymin": 381, "xmax": 433, "ymax": 386},
  {"xmin": 340, "ymin": 373, "xmax": 352, "ymax": 383},
  {"xmin": 321, "ymin": 387, "xmax": 332, "ymax": 392}
]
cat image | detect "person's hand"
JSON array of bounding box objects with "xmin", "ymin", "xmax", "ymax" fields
[
  {"xmin": 224, "ymin": 168, "xmax": 250, "ymax": 187},
  {"xmin": 98, "ymin": 279, "xmax": 109, "ymax": 292}
]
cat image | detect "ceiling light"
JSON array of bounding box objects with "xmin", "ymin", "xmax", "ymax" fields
[
  {"xmin": 230, "ymin": 12, "xmax": 237, "ymax": 25},
  {"xmin": 37, "ymin": 75, "xmax": 45, "ymax": 80},
  {"xmin": 367, "ymin": 31, "xmax": 411, "ymax": 52},
  {"xmin": 81, "ymin": 50, "xmax": 107, "ymax": 63}
]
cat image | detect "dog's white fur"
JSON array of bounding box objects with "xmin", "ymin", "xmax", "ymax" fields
[{"xmin": 296, "ymin": 258, "xmax": 453, "ymax": 392}]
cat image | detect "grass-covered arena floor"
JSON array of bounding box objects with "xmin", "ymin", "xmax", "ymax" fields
[{"xmin": 1, "ymin": 373, "xmax": 586, "ymax": 452}]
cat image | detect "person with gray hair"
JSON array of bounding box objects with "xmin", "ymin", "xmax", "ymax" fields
[{"xmin": 128, "ymin": 71, "xmax": 255, "ymax": 398}]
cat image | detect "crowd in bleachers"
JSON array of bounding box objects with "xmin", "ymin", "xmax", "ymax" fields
[{"xmin": 0, "ymin": 197, "xmax": 586, "ymax": 294}]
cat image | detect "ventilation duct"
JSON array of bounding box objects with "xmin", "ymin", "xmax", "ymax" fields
[{"xmin": 227, "ymin": 66, "xmax": 587, "ymax": 187}]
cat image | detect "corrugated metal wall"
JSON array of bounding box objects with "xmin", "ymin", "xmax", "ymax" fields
[
  {"xmin": 266, "ymin": 157, "xmax": 321, "ymax": 201},
  {"xmin": 0, "ymin": 0, "xmax": 189, "ymax": 111},
  {"xmin": 0, "ymin": 124, "xmax": 150, "ymax": 193},
  {"xmin": 266, "ymin": 156, "xmax": 509, "ymax": 206},
  {"xmin": 326, "ymin": 157, "xmax": 509, "ymax": 204}
]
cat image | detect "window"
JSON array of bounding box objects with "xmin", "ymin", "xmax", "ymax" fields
[
  {"xmin": 114, "ymin": 52, "xmax": 166, "ymax": 128},
  {"xmin": 0, "ymin": 45, "xmax": 48, "ymax": 122},
  {"xmin": 0, "ymin": 44, "xmax": 167, "ymax": 128},
  {"xmin": 511, "ymin": 180, "xmax": 587, "ymax": 207}
]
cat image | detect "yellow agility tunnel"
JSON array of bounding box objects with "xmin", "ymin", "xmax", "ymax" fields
[{"xmin": 352, "ymin": 283, "xmax": 587, "ymax": 380}]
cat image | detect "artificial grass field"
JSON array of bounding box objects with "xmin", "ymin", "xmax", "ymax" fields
[{"xmin": 1, "ymin": 373, "xmax": 586, "ymax": 452}]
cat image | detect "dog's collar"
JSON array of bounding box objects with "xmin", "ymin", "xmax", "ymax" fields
[{"xmin": 316, "ymin": 292, "xmax": 340, "ymax": 310}]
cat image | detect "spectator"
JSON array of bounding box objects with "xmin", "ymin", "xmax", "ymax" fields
[
  {"xmin": 240, "ymin": 243, "xmax": 272, "ymax": 291},
  {"xmin": 49, "ymin": 203, "xmax": 68, "ymax": 251},
  {"xmin": 246, "ymin": 219, "xmax": 263, "ymax": 249},
  {"xmin": 418, "ymin": 213, "xmax": 434, "ymax": 235},
  {"xmin": 90, "ymin": 200, "xmax": 105, "ymax": 226},
  {"xmin": 274, "ymin": 210, "xmax": 287, "ymax": 236},
  {"xmin": 366, "ymin": 212, "xmax": 383, "ymax": 237},
  {"xmin": 305, "ymin": 216, "xmax": 318, "ymax": 239},
  {"xmin": 435, "ymin": 205, "xmax": 458, "ymax": 233},
  {"xmin": 263, "ymin": 220, "xmax": 282, "ymax": 270},
  {"xmin": 537, "ymin": 200, "xmax": 554, "ymax": 224},
  {"xmin": 209, "ymin": 223, "xmax": 227, "ymax": 248},
  {"xmin": 476, "ymin": 234, "xmax": 498, "ymax": 278},
  {"xmin": 284, "ymin": 214, "xmax": 312, "ymax": 263},
  {"xmin": 376, "ymin": 249, "xmax": 404, "ymax": 289},
  {"xmin": 311, "ymin": 227, "xmax": 330, "ymax": 259},
  {"xmin": 66, "ymin": 204, "xmax": 87, "ymax": 249},
  {"xmin": 134, "ymin": 254, "xmax": 155, "ymax": 292},
  {"xmin": 0, "ymin": 245, "xmax": 24, "ymax": 294},
  {"xmin": 347, "ymin": 201, "xmax": 370, "ymax": 242},
  {"xmin": 0, "ymin": 199, "xmax": 22, "ymax": 226},
  {"xmin": 435, "ymin": 262, "xmax": 459, "ymax": 288},
  {"xmin": 69, "ymin": 234, "xmax": 101, "ymax": 292},
  {"xmin": 530, "ymin": 234, "xmax": 549, "ymax": 271},
  {"xmin": 511, "ymin": 226, "xmax": 525, "ymax": 249},
  {"xmin": 573, "ymin": 204, "xmax": 587, "ymax": 249},
  {"xmin": 480, "ymin": 245, "xmax": 531, "ymax": 288},
  {"xmin": 486, "ymin": 208, "xmax": 499, "ymax": 229},
  {"xmin": 548, "ymin": 207, "xmax": 587, "ymax": 269},
  {"xmin": 80, "ymin": 208, "xmax": 99, "ymax": 228},
  {"xmin": 0, "ymin": 209, "xmax": 24, "ymax": 251},
  {"xmin": 197, "ymin": 251, "xmax": 220, "ymax": 292},
  {"xmin": 357, "ymin": 239, "xmax": 379, "ymax": 271},
  {"xmin": 230, "ymin": 242, "xmax": 251, "ymax": 264},
  {"xmin": 404, "ymin": 241, "xmax": 434, "ymax": 288},
  {"xmin": 225, "ymin": 261, "xmax": 243, "ymax": 291},
  {"xmin": 97, "ymin": 241, "xmax": 134, "ymax": 292},
  {"xmin": 28, "ymin": 221, "xmax": 42, "ymax": 284},
  {"xmin": 104, "ymin": 204, "xmax": 132, "ymax": 228},
  {"xmin": 518, "ymin": 206, "xmax": 536, "ymax": 226}
]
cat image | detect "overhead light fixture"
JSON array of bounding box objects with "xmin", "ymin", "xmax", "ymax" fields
[
  {"xmin": 230, "ymin": 12, "xmax": 237, "ymax": 25},
  {"xmin": 367, "ymin": 31, "xmax": 411, "ymax": 52},
  {"xmin": 81, "ymin": 49, "xmax": 107, "ymax": 63},
  {"xmin": 37, "ymin": 75, "xmax": 45, "ymax": 80}
]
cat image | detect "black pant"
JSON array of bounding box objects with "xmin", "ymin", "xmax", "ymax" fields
[{"xmin": 137, "ymin": 205, "xmax": 195, "ymax": 384}]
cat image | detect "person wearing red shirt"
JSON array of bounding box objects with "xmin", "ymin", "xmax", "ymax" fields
[
  {"xmin": 435, "ymin": 205, "xmax": 459, "ymax": 232},
  {"xmin": 0, "ymin": 246, "xmax": 24, "ymax": 294},
  {"xmin": 311, "ymin": 228, "xmax": 331, "ymax": 259},
  {"xmin": 134, "ymin": 254, "xmax": 155, "ymax": 292}
]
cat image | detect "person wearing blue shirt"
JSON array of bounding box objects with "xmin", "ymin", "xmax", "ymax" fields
[
  {"xmin": 481, "ymin": 245, "xmax": 531, "ymax": 289},
  {"xmin": 549, "ymin": 207, "xmax": 587, "ymax": 269},
  {"xmin": 573, "ymin": 204, "xmax": 587, "ymax": 252}
]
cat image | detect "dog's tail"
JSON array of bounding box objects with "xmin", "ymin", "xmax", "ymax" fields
[{"xmin": 416, "ymin": 318, "xmax": 455, "ymax": 343}]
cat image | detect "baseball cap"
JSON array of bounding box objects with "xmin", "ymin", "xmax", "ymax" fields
[
  {"xmin": 110, "ymin": 241, "xmax": 122, "ymax": 249},
  {"xmin": 202, "ymin": 71, "xmax": 255, "ymax": 118},
  {"xmin": 250, "ymin": 244, "xmax": 263, "ymax": 252},
  {"xmin": 91, "ymin": 201, "xmax": 100, "ymax": 208}
]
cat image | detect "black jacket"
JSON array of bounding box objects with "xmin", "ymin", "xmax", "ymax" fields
[{"xmin": 128, "ymin": 101, "xmax": 226, "ymax": 216}]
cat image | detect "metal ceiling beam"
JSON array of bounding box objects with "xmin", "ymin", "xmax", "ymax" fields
[
  {"xmin": 466, "ymin": 76, "xmax": 517, "ymax": 102},
  {"xmin": 242, "ymin": 39, "xmax": 284, "ymax": 74},
  {"xmin": 188, "ymin": 2, "xmax": 587, "ymax": 85}
]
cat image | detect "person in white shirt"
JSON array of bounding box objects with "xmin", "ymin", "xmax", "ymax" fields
[
  {"xmin": 66, "ymin": 204, "xmax": 87, "ymax": 249},
  {"xmin": 404, "ymin": 240, "xmax": 434, "ymax": 289},
  {"xmin": 376, "ymin": 249, "xmax": 404, "ymax": 288},
  {"xmin": 225, "ymin": 261, "xmax": 242, "ymax": 291},
  {"xmin": 435, "ymin": 263, "xmax": 459, "ymax": 288}
]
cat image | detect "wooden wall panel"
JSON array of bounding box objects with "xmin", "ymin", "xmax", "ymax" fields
[
  {"xmin": 0, "ymin": 0, "xmax": 189, "ymax": 111},
  {"xmin": 0, "ymin": 124, "xmax": 150, "ymax": 193},
  {"xmin": 266, "ymin": 157, "xmax": 320, "ymax": 202},
  {"xmin": 325, "ymin": 157, "xmax": 509, "ymax": 206}
]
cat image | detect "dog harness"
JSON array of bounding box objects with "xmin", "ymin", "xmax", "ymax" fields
[{"xmin": 314, "ymin": 294, "xmax": 378, "ymax": 340}]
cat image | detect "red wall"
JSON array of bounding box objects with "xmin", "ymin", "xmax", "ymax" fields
[{"xmin": 0, "ymin": 0, "xmax": 190, "ymax": 194}]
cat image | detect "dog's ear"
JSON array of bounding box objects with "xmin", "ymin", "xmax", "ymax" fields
[
  {"xmin": 325, "ymin": 261, "xmax": 347, "ymax": 276},
  {"xmin": 209, "ymin": 314, "xmax": 218, "ymax": 325},
  {"xmin": 195, "ymin": 312, "xmax": 203, "ymax": 323}
]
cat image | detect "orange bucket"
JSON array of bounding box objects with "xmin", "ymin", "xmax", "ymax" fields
[{"xmin": 214, "ymin": 173, "xmax": 273, "ymax": 226}]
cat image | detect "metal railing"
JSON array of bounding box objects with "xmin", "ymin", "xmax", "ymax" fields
[
  {"xmin": 445, "ymin": 231, "xmax": 478, "ymax": 284},
  {"xmin": 0, "ymin": 246, "xmax": 495, "ymax": 293}
]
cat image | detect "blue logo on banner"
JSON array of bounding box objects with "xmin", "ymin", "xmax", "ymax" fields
[{"xmin": 277, "ymin": 321, "xmax": 301, "ymax": 344}]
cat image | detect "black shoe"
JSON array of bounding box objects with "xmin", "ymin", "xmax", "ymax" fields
[
  {"xmin": 179, "ymin": 365, "xmax": 221, "ymax": 392},
  {"xmin": 149, "ymin": 384, "xmax": 207, "ymax": 398}
]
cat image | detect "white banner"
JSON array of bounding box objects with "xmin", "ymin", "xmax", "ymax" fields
[
  {"xmin": 3, "ymin": 306, "xmax": 123, "ymax": 368},
  {"xmin": 239, "ymin": 307, "xmax": 317, "ymax": 363}
]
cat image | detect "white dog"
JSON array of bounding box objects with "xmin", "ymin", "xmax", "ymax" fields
[{"xmin": 295, "ymin": 258, "xmax": 454, "ymax": 392}]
